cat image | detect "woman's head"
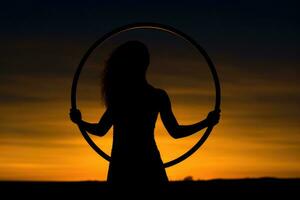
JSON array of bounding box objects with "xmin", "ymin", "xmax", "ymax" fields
[
  {"xmin": 107, "ymin": 40, "xmax": 149, "ymax": 73},
  {"xmin": 101, "ymin": 41, "xmax": 150, "ymax": 107}
]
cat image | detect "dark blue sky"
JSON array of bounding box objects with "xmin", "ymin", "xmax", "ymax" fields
[
  {"xmin": 1, "ymin": 0, "xmax": 299, "ymax": 99},
  {"xmin": 1, "ymin": 0, "xmax": 299, "ymax": 69},
  {"xmin": 1, "ymin": 1, "xmax": 299, "ymax": 38}
]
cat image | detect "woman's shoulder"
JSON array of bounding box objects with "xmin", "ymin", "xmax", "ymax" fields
[
  {"xmin": 148, "ymin": 86, "xmax": 169, "ymax": 100},
  {"xmin": 146, "ymin": 85, "xmax": 170, "ymax": 108}
]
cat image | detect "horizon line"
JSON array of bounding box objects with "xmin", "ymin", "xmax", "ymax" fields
[{"xmin": 1, "ymin": 177, "xmax": 300, "ymax": 183}]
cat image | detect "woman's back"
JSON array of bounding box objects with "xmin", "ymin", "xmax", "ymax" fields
[{"xmin": 108, "ymin": 84, "xmax": 168, "ymax": 185}]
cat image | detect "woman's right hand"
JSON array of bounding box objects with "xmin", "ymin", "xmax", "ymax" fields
[
  {"xmin": 69, "ymin": 109, "xmax": 82, "ymax": 124},
  {"xmin": 205, "ymin": 109, "xmax": 221, "ymax": 126}
]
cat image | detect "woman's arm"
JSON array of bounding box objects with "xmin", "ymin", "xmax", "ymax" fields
[
  {"xmin": 70, "ymin": 109, "xmax": 113, "ymax": 137},
  {"xmin": 159, "ymin": 90, "xmax": 220, "ymax": 139}
]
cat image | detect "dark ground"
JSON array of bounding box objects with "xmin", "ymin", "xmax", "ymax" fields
[{"xmin": 0, "ymin": 178, "xmax": 299, "ymax": 198}]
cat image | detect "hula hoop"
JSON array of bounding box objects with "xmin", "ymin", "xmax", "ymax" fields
[{"xmin": 71, "ymin": 22, "xmax": 221, "ymax": 168}]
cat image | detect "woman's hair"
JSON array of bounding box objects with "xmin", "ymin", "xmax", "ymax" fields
[{"xmin": 101, "ymin": 41, "xmax": 150, "ymax": 107}]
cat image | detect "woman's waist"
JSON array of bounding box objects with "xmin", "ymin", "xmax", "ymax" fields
[{"xmin": 111, "ymin": 142, "xmax": 160, "ymax": 156}]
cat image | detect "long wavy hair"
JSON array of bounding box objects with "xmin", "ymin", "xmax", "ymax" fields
[{"xmin": 101, "ymin": 41, "xmax": 150, "ymax": 108}]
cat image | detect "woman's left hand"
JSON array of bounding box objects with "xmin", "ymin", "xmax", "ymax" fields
[{"xmin": 205, "ymin": 109, "xmax": 221, "ymax": 126}]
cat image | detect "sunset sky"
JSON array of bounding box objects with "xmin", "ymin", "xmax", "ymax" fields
[{"xmin": 1, "ymin": 0, "xmax": 299, "ymax": 181}]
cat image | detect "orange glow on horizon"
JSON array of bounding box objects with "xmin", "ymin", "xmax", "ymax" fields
[{"xmin": 1, "ymin": 96, "xmax": 299, "ymax": 181}]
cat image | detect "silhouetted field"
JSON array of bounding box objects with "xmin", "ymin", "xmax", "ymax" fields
[{"xmin": 1, "ymin": 178, "xmax": 299, "ymax": 198}]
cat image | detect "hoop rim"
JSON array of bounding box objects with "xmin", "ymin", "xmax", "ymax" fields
[{"xmin": 71, "ymin": 22, "xmax": 221, "ymax": 168}]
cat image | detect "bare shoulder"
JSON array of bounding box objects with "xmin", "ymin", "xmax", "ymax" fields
[
  {"xmin": 152, "ymin": 88, "xmax": 171, "ymax": 108},
  {"xmin": 153, "ymin": 88, "xmax": 168, "ymax": 98}
]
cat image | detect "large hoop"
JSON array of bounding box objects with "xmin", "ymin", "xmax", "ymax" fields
[{"xmin": 71, "ymin": 22, "xmax": 221, "ymax": 168}]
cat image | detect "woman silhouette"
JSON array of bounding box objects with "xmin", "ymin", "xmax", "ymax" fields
[{"xmin": 70, "ymin": 41, "xmax": 220, "ymax": 188}]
